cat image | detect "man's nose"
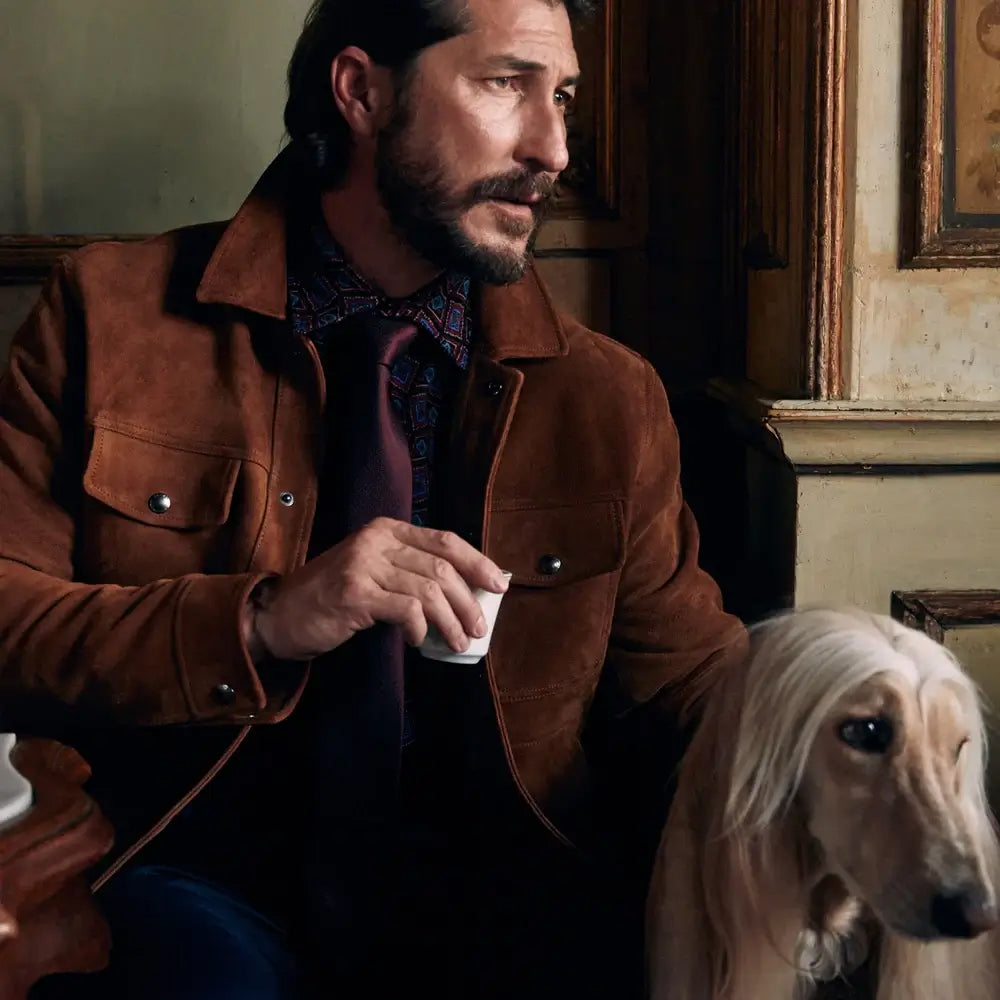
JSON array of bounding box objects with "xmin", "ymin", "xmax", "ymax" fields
[{"xmin": 517, "ymin": 101, "xmax": 571, "ymax": 176}]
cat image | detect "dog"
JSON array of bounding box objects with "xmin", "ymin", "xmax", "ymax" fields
[{"xmin": 646, "ymin": 607, "xmax": 1000, "ymax": 1000}]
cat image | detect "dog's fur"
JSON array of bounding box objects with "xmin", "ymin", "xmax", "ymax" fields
[{"xmin": 646, "ymin": 607, "xmax": 1000, "ymax": 1000}]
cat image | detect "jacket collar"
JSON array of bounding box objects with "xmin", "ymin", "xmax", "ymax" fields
[{"xmin": 196, "ymin": 147, "xmax": 568, "ymax": 361}]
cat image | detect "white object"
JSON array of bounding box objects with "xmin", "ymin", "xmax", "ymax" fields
[
  {"xmin": 0, "ymin": 734, "xmax": 32, "ymax": 826},
  {"xmin": 418, "ymin": 573, "xmax": 512, "ymax": 664}
]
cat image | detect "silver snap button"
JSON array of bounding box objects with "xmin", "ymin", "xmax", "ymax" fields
[
  {"xmin": 148, "ymin": 493, "xmax": 172, "ymax": 515},
  {"xmin": 279, "ymin": 491, "xmax": 295, "ymax": 508},
  {"xmin": 538, "ymin": 554, "xmax": 563, "ymax": 576},
  {"xmin": 212, "ymin": 683, "xmax": 237, "ymax": 706}
]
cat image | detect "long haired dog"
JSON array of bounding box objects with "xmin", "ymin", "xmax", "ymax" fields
[{"xmin": 646, "ymin": 607, "xmax": 1000, "ymax": 1000}]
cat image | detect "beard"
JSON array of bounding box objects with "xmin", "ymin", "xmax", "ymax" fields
[{"xmin": 375, "ymin": 96, "xmax": 555, "ymax": 285}]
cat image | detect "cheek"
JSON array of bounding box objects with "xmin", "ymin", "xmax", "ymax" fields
[{"xmin": 421, "ymin": 94, "xmax": 520, "ymax": 168}]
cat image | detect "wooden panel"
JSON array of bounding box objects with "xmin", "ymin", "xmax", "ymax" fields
[
  {"xmin": 538, "ymin": 0, "xmax": 648, "ymax": 251},
  {"xmin": 739, "ymin": 0, "xmax": 851, "ymax": 399},
  {"xmin": 646, "ymin": 0, "xmax": 736, "ymax": 385},
  {"xmin": 740, "ymin": 0, "xmax": 794, "ymax": 269},
  {"xmin": 533, "ymin": 255, "xmax": 612, "ymax": 335}
]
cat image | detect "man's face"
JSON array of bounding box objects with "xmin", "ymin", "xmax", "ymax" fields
[{"xmin": 376, "ymin": 0, "xmax": 580, "ymax": 284}]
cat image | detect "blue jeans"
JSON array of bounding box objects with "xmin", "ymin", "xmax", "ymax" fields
[{"xmin": 30, "ymin": 866, "xmax": 303, "ymax": 1000}]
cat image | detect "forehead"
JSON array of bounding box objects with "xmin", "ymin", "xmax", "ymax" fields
[{"xmin": 451, "ymin": 0, "xmax": 579, "ymax": 72}]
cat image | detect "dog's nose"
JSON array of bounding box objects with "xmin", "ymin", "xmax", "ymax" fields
[{"xmin": 930, "ymin": 889, "xmax": 999, "ymax": 938}]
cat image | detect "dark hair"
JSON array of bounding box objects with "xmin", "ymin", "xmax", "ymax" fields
[{"xmin": 284, "ymin": 0, "xmax": 599, "ymax": 187}]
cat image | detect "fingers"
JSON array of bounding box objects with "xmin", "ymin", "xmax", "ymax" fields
[
  {"xmin": 382, "ymin": 521, "xmax": 510, "ymax": 593},
  {"xmin": 383, "ymin": 547, "xmax": 487, "ymax": 647},
  {"xmin": 367, "ymin": 590, "xmax": 429, "ymax": 648},
  {"xmin": 359, "ymin": 520, "xmax": 510, "ymax": 654}
]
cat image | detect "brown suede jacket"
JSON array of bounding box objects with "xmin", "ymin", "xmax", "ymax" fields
[{"xmin": 0, "ymin": 153, "xmax": 746, "ymax": 858}]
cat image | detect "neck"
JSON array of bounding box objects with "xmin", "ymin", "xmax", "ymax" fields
[{"xmin": 319, "ymin": 174, "xmax": 442, "ymax": 299}]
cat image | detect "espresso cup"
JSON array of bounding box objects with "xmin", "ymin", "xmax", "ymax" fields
[{"xmin": 417, "ymin": 571, "xmax": 513, "ymax": 664}]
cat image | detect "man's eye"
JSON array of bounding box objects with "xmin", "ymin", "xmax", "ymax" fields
[
  {"xmin": 489, "ymin": 77, "xmax": 516, "ymax": 90},
  {"xmin": 555, "ymin": 90, "xmax": 575, "ymax": 111}
]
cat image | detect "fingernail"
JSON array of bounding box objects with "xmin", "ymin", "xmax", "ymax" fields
[
  {"xmin": 495, "ymin": 571, "xmax": 511, "ymax": 591},
  {"xmin": 474, "ymin": 616, "xmax": 488, "ymax": 638}
]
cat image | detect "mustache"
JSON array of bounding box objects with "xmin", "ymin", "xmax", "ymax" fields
[{"xmin": 464, "ymin": 172, "xmax": 557, "ymax": 208}]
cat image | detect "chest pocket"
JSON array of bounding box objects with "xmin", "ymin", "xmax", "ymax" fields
[
  {"xmin": 485, "ymin": 498, "xmax": 625, "ymax": 703},
  {"xmin": 79, "ymin": 423, "xmax": 242, "ymax": 584}
]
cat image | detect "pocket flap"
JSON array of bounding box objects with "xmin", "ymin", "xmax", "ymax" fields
[
  {"xmin": 84, "ymin": 425, "xmax": 239, "ymax": 529},
  {"xmin": 487, "ymin": 499, "xmax": 624, "ymax": 587}
]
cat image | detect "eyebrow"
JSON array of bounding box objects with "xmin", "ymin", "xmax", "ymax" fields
[{"xmin": 485, "ymin": 54, "xmax": 581, "ymax": 88}]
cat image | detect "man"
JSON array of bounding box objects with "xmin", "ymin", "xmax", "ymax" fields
[{"xmin": 8, "ymin": 0, "xmax": 746, "ymax": 997}]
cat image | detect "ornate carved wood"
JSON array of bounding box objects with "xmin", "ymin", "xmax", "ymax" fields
[{"xmin": 805, "ymin": 0, "xmax": 850, "ymax": 399}]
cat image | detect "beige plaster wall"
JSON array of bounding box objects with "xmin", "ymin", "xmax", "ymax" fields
[
  {"xmin": 793, "ymin": 473, "xmax": 1000, "ymax": 612},
  {"xmin": 0, "ymin": 0, "xmax": 310, "ymax": 234},
  {"xmin": 850, "ymin": 0, "xmax": 1000, "ymax": 403}
]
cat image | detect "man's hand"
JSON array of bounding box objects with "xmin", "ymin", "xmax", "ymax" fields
[{"xmin": 241, "ymin": 518, "xmax": 510, "ymax": 663}]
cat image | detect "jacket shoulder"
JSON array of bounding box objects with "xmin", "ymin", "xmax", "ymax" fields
[
  {"xmin": 59, "ymin": 222, "xmax": 229, "ymax": 303},
  {"xmin": 557, "ymin": 310, "xmax": 659, "ymax": 387}
]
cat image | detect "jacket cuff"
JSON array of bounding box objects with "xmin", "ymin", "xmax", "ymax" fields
[{"xmin": 174, "ymin": 573, "xmax": 277, "ymax": 721}]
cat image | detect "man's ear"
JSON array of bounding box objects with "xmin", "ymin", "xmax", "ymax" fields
[{"xmin": 330, "ymin": 46, "xmax": 396, "ymax": 138}]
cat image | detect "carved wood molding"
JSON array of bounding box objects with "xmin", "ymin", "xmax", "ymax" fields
[
  {"xmin": 805, "ymin": 0, "xmax": 849, "ymax": 399},
  {"xmin": 903, "ymin": 0, "xmax": 1000, "ymax": 267}
]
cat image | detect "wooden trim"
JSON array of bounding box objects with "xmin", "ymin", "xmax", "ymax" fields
[
  {"xmin": 805, "ymin": 0, "xmax": 849, "ymax": 398},
  {"xmin": 892, "ymin": 590, "xmax": 1000, "ymax": 642},
  {"xmin": 903, "ymin": 0, "xmax": 1000, "ymax": 267},
  {"xmin": 0, "ymin": 236, "xmax": 145, "ymax": 285}
]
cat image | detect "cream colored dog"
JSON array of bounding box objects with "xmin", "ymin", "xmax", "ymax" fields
[{"xmin": 646, "ymin": 607, "xmax": 1000, "ymax": 1000}]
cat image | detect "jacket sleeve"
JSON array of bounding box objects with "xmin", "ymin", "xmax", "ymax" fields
[
  {"xmin": 0, "ymin": 258, "xmax": 304, "ymax": 727},
  {"xmin": 602, "ymin": 360, "xmax": 748, "ymax": 724}
]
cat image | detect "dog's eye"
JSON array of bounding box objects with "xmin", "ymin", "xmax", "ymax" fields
[{"xmin": 838, "ymin": 716, "xmax": 894, "ymax": 754}]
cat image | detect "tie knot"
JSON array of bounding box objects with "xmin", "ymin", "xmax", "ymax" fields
[{"xmin": 348, "ymin": 314, "xmax": 419, "ymax": 368}]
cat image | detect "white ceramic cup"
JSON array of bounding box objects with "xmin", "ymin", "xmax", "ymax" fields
[{"xmin": 417, "ymin": 571, "xmax": 513, "ymax": 664}]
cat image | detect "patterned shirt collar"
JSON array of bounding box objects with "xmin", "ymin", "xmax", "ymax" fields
[{"xmin": 287, "ymin": 212, "xmax": 474, "ymax": 370}]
